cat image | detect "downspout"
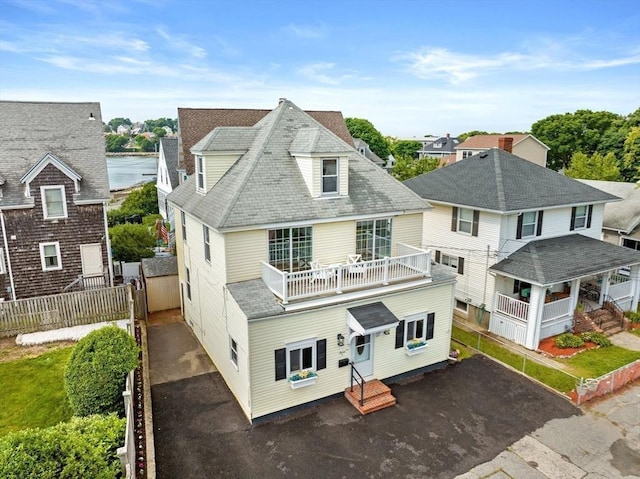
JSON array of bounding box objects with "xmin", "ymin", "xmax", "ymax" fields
[
  {"xmin": 0, "ymin": 211, "xmax": 16, "ymax": 300},
  {"xmin": 102, "ymin": 201, "xmax": 114, "ymax": 287}
]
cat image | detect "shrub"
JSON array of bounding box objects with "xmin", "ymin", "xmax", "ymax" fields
[
  {"xmin": 625, "ymin": 311, "xmax": 640, "ymax": 324},
  {"xmin": 555, "ymin": 333, "xmax": 585, "ymax": 349},
  {"xmin": 64, "ymin": 325, "xmax": 139, "ymax": 417},
  {"xmin": 580, "ymin": 331, "xmax": 612, "ymax": 347},
  {"xmin": 0, "ymin": 414, "xmax": 125, "ymax": 479}
]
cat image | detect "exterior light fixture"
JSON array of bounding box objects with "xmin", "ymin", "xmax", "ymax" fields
[{"xmin": 337, "ymin": 333, "xmax": 345, "ymax": 347}]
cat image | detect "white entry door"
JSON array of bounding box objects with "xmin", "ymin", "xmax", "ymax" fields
[
  {"xmin": 80, "ymin": 243, "xmax": 103, "ymax": 276},
  {"xmin": 352, "ymin": 334, "xmax": 373, "ymax": 378}
]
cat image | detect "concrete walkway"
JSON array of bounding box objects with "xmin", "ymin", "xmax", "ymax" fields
[{"xmin": 610, "ymin": 331, "xmax": 640, "ymax": 351}]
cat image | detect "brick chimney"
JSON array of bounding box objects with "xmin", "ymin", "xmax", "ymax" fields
[{"xmin": 498, "ymin": 136, "xmax": 513, "ymax": 153}]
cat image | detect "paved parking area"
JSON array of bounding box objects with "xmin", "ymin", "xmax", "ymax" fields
[{"xmin": 150, "ymin": 325, "xmax": 580, "ymax": 479}]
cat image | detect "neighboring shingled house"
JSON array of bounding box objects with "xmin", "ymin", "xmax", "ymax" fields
[
  {"xmin": 156, "ymin": 137, "xmax": 180, "ymax": 229},
  {"xmin": 176, "ymin": 103, "xmax": 354, "ymax": 179},
  {"xmin": 167, "ymin": 99, "xmax": 456, "ymax": 423},
  {"xmin": 353, "ymin": 138, "xmax": 385, "ymax": 167},
  {"xmin": 577, "ymin": 180, "xmax": 640, "ymax": 251},
  {"xmin": 405, "ymin": 148, "xmax": 640, "ymax": 350},
  {"xmin": 455, "ymin": 134, "xmax": 549, "ymax": 167},
  {"xmin": 0, "ymin": 101, "xmax": 112, "ymax": 300},
  {"xmin": 418, "ymin": 134, "xmax": 460, "ymax": 159}
]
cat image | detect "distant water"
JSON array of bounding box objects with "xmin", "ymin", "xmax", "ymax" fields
[{"xmin": 107, "ymin": 156, "xmax": 157, "ymax": 191}]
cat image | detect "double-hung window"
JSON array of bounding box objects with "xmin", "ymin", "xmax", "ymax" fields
[
  {"xmin": 196, "ymin": 156, "xmax": 205, "ymax": 191},
  {"xmin": 395, "ymin": 313, "xmax": 435, "ymax": 349},
  {"xmin": 451, "ymin": 207, "xmax": 479, "ymax": 236},
  {"xmin": 40, "ymin": 242, "xmax": 62, "ymax": 271},
  {"xmin": 230, "ymin": 337, "xmax": 238, "ymax": 368},
  {"xmin": 356, "ymin": 218, "xmax": 392, "ymax": 261},
  {"xmin": 287, "ymin": 340, "xmax": 315, "ymax": 376},
  {"xmin": 185, "ymin": 267, "xmax": 191, "ymax": 300},
  {"xmin": 321, "ymin": 159, "xmax": 338, "ymax": 195},
  {"xmin": 268, "ymin": 226, "xmax": 312, "ymax": 272},
  {"xmin": 41, "ymin": 186, "xmax": 67, "ymax": 219},
  {"xmin": 434, "ymin": 250, "xmax": 465, "ymax": 275},
  {"xmin": 570, "ymin": 205, "xmax": 592, "ymax": 231},
  {"xmin": 203, "ymin": 225, "xmax": 211, "ymax": 263},
  {"xmin": 181, "ymin": 211, "xmax": 187, "ymax": 242},
  {"xmin": 517, "ymin": 210, "xmax": 544, "ymax": 239}
]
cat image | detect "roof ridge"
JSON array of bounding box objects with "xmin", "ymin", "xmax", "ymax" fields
[
  {"xmin": 528, "ymin": 241, "xmax": 546, "ymax": 284},
  {"xmin": 492, "ymin": 149, "xmax": 507, "ymax": 211},
  {"xmin": 215, "ymin": 101, "xmax": 290, "ymax": 227}
]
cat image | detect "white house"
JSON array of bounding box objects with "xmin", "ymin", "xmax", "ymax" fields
[
  {"xmin": 405, "ymin": 148, "xmax": 640, "ymax": 350},
  {"xmin": 167, "ymin": 99, "xmax": 456, "ymax": 423},
  {"xmin": 455, "ymin": 134, "xmax": 549, "ymax": 167},
  {"xmin": 156, "ymin": 137, "xmax": 179, "ymax": 229}
]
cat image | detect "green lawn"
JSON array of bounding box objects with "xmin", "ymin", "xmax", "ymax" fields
[
  {"xmin": 558, "ymin": 346, "xmax": 640, "ymax": 378},
  {"xmin": 0, "ymin": 346, "xmax": 74, "ymax": 436}
]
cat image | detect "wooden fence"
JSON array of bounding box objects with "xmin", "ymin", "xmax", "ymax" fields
[{"xmin": 0, "ymin": 285, "xmax": 132, "ymax": 337}]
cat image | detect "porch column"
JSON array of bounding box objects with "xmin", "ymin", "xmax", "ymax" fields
[
  {"xmin": 630, "ymin": 265, "xmax": 640, "ymax": 312},
  {"xmin": 569, "ymin": 278, "xmax": 580, "ymax": 312},
  {"xmin": 599, "ymin": 271, "xmax": 611, "ymax": 305},
  {"xmin": 524, "ymin": 285, "xmax": 545, "ymax": 350}
]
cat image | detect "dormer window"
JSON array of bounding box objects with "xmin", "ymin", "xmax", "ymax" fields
[
  {"xmin": 322, "ymin": 159, "xmax": 338, "ymax": 195},
  {"xmin": 41, "ymin": 186, "xmax": 67, "ymax": 219},
  {"xmin": 196, "ymin": 156, "xmax": 205, "ymax": 192}
]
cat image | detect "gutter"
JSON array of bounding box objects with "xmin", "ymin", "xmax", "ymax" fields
[{"xmin": 0, "ymin": 211, "xmax": 16, "ymax": 300}]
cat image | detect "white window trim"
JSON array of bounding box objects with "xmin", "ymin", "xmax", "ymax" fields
[
  {"xmin": 39, "ymin": 242, "xmax": 62, "ymax": 271},
  {"xmin": 404, "ymin": 312, "xmax": 428, "ymax": 345},
  {"xmin": 321, "ymin": 158, "xmax": 339, "ymax": 196},
  {"xmin": 574, "ymin": 206, "xmax": 587, "ymax": 230},
  {"xmin": 0, "ymin": 247, "xmax": 5, "ymax": 274},
  {"xmin": 203, "ymin": 225, "xmax": 211, "ymax": 264},
  {"xmin": 441, "ymin": 253, "xmax": 458, "ymax": 270},
  {"xmin": 285, "ymin": 338, "xmax": 316, "ymax": 377},
  {"xmin": 185, "ymin": 267, "xmax": 191, "ymax": 301},
  {"xmin": 196, "ymin": 156, "xmax": 205, "ymax": 193},
  {"xmin": 181, "ymin": 211, "xmax": 187, "ymax": 242},
  {"xmin": 457, "ymin": 208, "xmax": 473, "ymax": 235},
  {"xmin": 40, "ymin": 185, "xmax": 68, "ymax": 219},
  {"xmin": 520, "ymin": 211, "xmax": 538, "ymax": 238},
  {"xmin": 455, "ymin": 299, "xmax": 469, "ymax": 313},
  {"xmin": 230, "ymin": 336, "xmax": 239, "ymax": 369}
]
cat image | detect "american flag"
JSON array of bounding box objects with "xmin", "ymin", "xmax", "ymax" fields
[{"xmin": 156, "ymin": 219, "xmax": 169, "ymax": 243}]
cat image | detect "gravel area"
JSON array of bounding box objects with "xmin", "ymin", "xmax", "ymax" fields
[{"xmin": 15, "ymin": 320, "xmax": 130, "ymax": 346}]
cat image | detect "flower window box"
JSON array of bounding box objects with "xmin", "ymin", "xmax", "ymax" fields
[
  {"xmin": 405, "ymin": 340, "xmax": 427, "ymax": 356},
  {"xmin": 288, "ymin": 370, "xmax": 317, "ymax": 389}
]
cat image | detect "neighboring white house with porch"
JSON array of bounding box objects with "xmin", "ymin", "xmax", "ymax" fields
[
  {"xmin": 405, "ymin": 148, "xmax": 640, "ymax": 350},
  {"xmin": 167, "ymin": 99, "xmax": 456, "ymax": 423}
]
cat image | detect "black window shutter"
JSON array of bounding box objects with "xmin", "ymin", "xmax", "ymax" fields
[
  {"xmin": 587, "ymin": 205, "xmax": 593, "ymax": 228},
  {"xmin": 472, "ymin": 210, "xmax": 479, "ymax": 237},
  {"xmin": 458, "ymin": 257, "xmax": 465, "ymax": 275},
  {"xmin": 426, "ymin": 313, "xmax": 435, "ymax": 340},
  {"xmin": 435, "ymin": 250, "xmax": 441, "ymax": 263},
  {"xmin": 451, "ymin": 207, "xmax": 458, "ymax": 232},
  {"xmin": 275, "ymin": 348, "xmax": 286, "ymax": 381},
  {"xmin": 316, "ymin": 339, "xmax": 327, "ymax": 370},
  {"xmin": 513, "ymin": 279, "xmax": 521, "ymax": 294},
  {"xmin": 570, "ymin": 207, "xmax": 576, "ymax": 231},
  {"xmin": 536, "ymin": 210, "xmax": 544, "ymax": 236},
  {"xmin": 516, "ymin": 214, "xmax": 523, "ymax": 240},
  {"xmin": 395, "ymin": 320, "xmax": 405, "ymax": 349}
]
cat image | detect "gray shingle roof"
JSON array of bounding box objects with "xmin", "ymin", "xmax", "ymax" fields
[
  {"xmin": 160, "ymin": 137, "xmax": 179, "ymax": 189},
  {"xmin": 191, "ymin": 127, "xmax": 257, "ymax": 153},
  {"xmin": 168, "ymin": 99, "xmax": 429, "ymax": 230},
  {"xmin": 577, "ymin": 180, "xmax": 640, "ymax": 234},
  {"xmin": 0, "ymin": 101, "xmax": 109, "ymax": 207},
  {"xmin": 347, "ymin": 302, "xmax": 399, "ymax": 330},
  {"xmin": 404, "ymin": 148, "xmax": 618, "ymax": 212},
  {"xmin": 141, "ymin": 256, "xmax": 178, "ymax": 278},
  {"xmin": 489, "ymin": 234, "xmax": 640, "ymax": 285}
]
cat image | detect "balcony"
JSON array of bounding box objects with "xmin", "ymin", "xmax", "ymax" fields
[{"xmin": 261, "ymin": 244, "xmax": 432, "ymax": 304}]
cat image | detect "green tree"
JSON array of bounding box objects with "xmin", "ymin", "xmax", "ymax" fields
[
  {"xmin": 389, "ymin": 139, "xmax": 422, "ymax": 161},
  {"xmin": 107, "ymin": 117, "xmax": 132, "ymax": 131},
  {"xmin": 109, "ymin": 223, "xmax": 156, "ymax": 262},
  {"xmin": 531, "ymin": 110, "xmax": 621, "ymax": 171},
  {"xmin": 565, "ymin": 151, "xmax": 622, "ymax": 181},
  {"xmin": 133, "ymin": 134, "xmax": 158, "ymax": 152},
  {"xmin": 345, "ymin": 118, "xmax": 390, "ymax": 161},
  {"xmin": 392, "ymin": 156, "xmax": 440, "ymax": 181},
  {"xmin": 145, "ymin": 117, "xmax": 177, "ymax": 132},
  {"xmin": 121, "ymin": 182, "xmax": 159, "ymax": 216},
  {"xmin": 153, "ymin": 127, "xmax": 167, "ymax": 138},
  {"xmin": 623, "ymin": 126, "xmax": 640, "ymax": 181},
  {"xmin": 104, "ymin": 134, "xmax": 129, "ymax": 152},
  {"xmin": 457, "ymin": 130, "xmax": 490, "ymax": 142}
]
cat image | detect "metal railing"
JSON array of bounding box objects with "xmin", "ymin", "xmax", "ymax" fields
[
  {"xmin": 602, "ymin": 294, "xmax": 625, "ymax": 330},
  {"xmin": 350, "ymin": 362, "xmax": 366, "ymax": 406}
]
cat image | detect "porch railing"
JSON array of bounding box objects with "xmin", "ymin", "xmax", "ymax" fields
[
  {"xmin": 350, "ymin": 362, "xmax": 365, "ymax": 406},
  {"xmin": 608, "ymin": 280, "xmax": 632, "ymax": 302},
  {"xmin": 495, "ymin": 293, "xmax": 529, "ymax": 322},
  {"xmin": 262, "ymin": 244, "xmax": 431, "ymax": 304},
  {"xmin": 542, "ymin": 297, "xmax": 573, "ymax": 322}
]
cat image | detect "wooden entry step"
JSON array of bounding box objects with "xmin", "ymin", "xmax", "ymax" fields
[{"xmin": 344, "ymin": 379, "xmax": 396, "ymax": 415}]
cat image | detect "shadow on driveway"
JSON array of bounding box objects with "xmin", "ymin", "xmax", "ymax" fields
[{"xmin": 152, "ymin": 355, "xmax": 580, "ymax": 479}]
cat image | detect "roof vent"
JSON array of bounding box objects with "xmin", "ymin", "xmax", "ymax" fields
[
  {"xmin": 88, "ymin": 112, "xmax": 95, "ymax": 121},
  {"xmin": 479, "ymin": 153, "xmax": 488, "ymax": 158}
]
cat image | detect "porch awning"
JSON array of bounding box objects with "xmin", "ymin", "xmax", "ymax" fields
[
  {"xmin": 347, "ymin": 302, "xmax": 399, "ymax": 335},
  {"xmin": 489, "ymin": 234, "xmax": 640, "ymax": 286}
]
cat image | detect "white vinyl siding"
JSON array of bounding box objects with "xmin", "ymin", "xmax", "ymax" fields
[
  {"xmin": 247, "ymin": 283, "xmax": 454, "ymax": 420},
  {"xmin": 225, "ymin": 229, "xmax": 266, "ymax": 283},
  {"xmin": 391, "ymin": 213, "xmax": 423, "ymax": 254},
  {"xmin": 294, "ymin": 156, "xmax": 315, "ymax": 196},
  {"xmin": 512, "ymin": 139, "xmax": 547, "ymax": 167},
  {"xmin": 203, "ymin": 153, "xmax": 243, "ymax": 191},
  {"xmin": 312, "ymin": 221, "xmax": 354, "ymax": 265}
]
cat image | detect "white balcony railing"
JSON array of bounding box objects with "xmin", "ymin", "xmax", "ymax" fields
[
  {"xmin": 495, "ymin": 293, "xmax": 529, "ymax": 322},
  {"xmin": 262, "ymin": 244, "xmax": 431, "ymax": 304},
  {"xmin": 542, "ymin": 296, "xmax": 572, "ymax": 322}
]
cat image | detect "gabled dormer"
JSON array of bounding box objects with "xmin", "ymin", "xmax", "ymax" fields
[
  {"xmin": 190, "ymin": 127, "xmax": 257, "ymax": 194},
  {"xmin": 19, "ymin": 153, "xmax": 82, "ymax": 218},
  {"xmin": 289, "ymin": 127, "xmax": 353, "ymax": 198}
]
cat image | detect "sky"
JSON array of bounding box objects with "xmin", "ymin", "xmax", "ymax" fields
[{"xmin": 1, "ymin": 0, "xmax": 639, "ymax": 138}]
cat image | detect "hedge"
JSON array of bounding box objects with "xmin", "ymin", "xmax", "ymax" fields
[
  {"xmin": 0, "ymin": 414, "xmax": 125, "ymax": 478},
  {"xmin": 64, "ymin": 325, "xmax": 139, "ymax": 417}
]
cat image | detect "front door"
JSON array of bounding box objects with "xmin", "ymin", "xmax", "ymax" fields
[
  {"xmin": 80, "ymin": 243, "xmax": 103, "ymax": 277},
  {"xmin": 351, "ymin": 334, "xmax": 373, "ymax": 378}
]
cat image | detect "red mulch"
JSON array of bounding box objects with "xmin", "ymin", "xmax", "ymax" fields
[{"xmin": 538, "ymin": 336, "xmax": 597, "ymax": 358}]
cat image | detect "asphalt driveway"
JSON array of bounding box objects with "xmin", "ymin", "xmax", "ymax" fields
[{"xmin": 151, "ymin": 346, "xmax": 580, "ymax": 479}]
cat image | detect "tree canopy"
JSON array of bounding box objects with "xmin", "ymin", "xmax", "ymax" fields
[
  {"xmin": 109, "ymin": 223, "xmax": 156, "ymax": 262},
  {"xmin": 389, "ymin": 139, "xmax": 422, "ymax": 161},
  {"xmin": 623, "ymin": 126, "xmax": 640, "ymax": 181},
  {"xmin": 565, "ymin": 151, "xmax": 622, "ymax": 181},
  {"xmin": 346, "ymin": 118, "xmax": 390, "ymax": 161},
  {"xmin": 392, "ymin": 156, "xmax": 440, "ymax": 181},
  {"xmin": 105, "ymin": 134, "xmax": 129, "ymax": 153},
  {"xmin": 107, "ymin": 117, "xmax": 132, "ymax": 132}
]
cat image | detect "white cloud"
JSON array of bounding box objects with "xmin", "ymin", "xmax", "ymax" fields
[
  {"xmin": 297, "ymin": 62, "xmax": 361, "ymax": 85},
  {"xmin": 156, "ymin": 27, "xmax": 207, "ymax": 58},
  {"xmin": 285, "ymin": 24, "xmax": 325, "ymax": 39}
]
